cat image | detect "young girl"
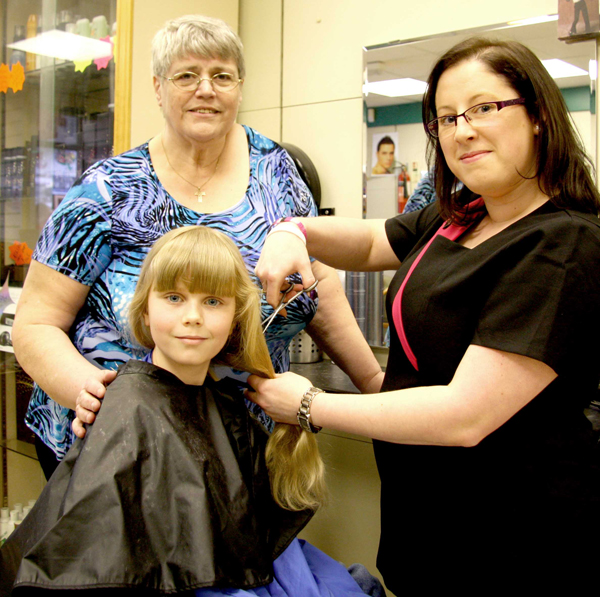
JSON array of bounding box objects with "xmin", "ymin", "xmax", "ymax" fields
[{"xmin": 1, "ymin": 226, "xmax": 371, "ymax": 596}]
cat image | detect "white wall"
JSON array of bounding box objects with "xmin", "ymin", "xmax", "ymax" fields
[{"xmin": 237, "ymin": 0, "xmax": 283, "ymax": 142}]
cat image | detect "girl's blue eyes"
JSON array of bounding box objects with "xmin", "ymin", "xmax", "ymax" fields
[{"xmin": 164, "ymin": 294, "xmax": 222, "ymax": 306}]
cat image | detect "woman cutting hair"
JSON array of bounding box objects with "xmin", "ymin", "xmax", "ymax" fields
[
  {"xmin": 250, "ymin": 37, "xmax": 600, "ymax": 592},
  {"xmin": 12, "ymin": 15, "xmax": 382, "ymax": 479}
]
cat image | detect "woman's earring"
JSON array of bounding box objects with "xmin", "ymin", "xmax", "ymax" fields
[{"xmin": 534, "ymin": 124, "xmax": 540, "ymax": 134}]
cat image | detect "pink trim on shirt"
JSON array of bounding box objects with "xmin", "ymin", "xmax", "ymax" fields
[{"xmin": 392, "ymin": 199, "xmax": 484, "ymax": 371}]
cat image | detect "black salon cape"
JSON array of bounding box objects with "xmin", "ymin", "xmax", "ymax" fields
[{"xmin": 0, "ymin": 360, "xmax": 313, "ymax": 595}]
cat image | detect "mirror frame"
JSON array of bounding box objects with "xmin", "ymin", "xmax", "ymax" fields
[{"xmin": 114, "ymin": 0, "xmax": 134, "ymax": 154}]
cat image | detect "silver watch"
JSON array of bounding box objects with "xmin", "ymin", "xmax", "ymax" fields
[{"xmin": 297, "ymin": 386, "xmax": 323, "ymax": 433}]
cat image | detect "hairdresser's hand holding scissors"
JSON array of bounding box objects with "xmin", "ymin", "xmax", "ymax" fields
[
  {"xmin": 256, "ymin": 218, "xmax": 315, "ymax": 309},
  {"xmin": 262, "ymin": 280, "xmax": 318, "ymax": 332},
  {"xmin": 257, "ymin": 215, "xmax": 388, "ymax": 396}
]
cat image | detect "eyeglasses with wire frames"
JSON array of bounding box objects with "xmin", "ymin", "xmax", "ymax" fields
[
  {"xmin": 426, "ymin": 98, "xmax": 527, "ymax": 138},
  {"xmin": 164, "ymin": 71, "xmax": 243, "ymax": 92}
]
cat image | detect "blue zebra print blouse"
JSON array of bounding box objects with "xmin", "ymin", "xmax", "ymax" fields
[{"xmin": 26, "ymin": 126, "xmax": 318, "ymax": 458}]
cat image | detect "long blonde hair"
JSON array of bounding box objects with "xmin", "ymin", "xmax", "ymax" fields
[{"xmin": 129, "ymin": 226, "xmax": 325, "ymax": 511}]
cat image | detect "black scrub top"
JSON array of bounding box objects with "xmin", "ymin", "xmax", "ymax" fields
[{"xmin": 376, "ymin": 201, "xmax": 600, "ymax": 590}]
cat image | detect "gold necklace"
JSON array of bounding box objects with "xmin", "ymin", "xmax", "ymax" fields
[{"xmin": 161, "ymin": 136, "xmax": 223, "ymax": 202}]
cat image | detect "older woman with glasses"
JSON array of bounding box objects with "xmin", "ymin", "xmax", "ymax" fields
[
  {"xmin": 249, "ymin": 37, "xmax": 600, "ymax": 592},
  {"xmin": 12, "ymin": 14, "xmax": 382, "ymax": 480}
]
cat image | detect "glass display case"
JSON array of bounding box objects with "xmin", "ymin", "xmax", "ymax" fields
[{"xmin": 0, "ymin": 0, "xmax": 125, "ymax": 513}]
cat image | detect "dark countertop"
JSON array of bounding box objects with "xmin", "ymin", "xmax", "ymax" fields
[{"xmin": 289, "ymin": 359, "xmax": 360, "ymax": 394}]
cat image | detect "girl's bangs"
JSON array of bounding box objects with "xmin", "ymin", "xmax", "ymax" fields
[{"xmin": 150, "ymin": 234, "xmax": 239, "ymax": 297}]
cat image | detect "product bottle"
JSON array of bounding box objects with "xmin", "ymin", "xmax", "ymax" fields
[
  {"xmin": 57, "ymin": 10, "xmax": 73, "ymax": 31},
  {"xmin": 398, "ymin": 166, "xmax": 410, "ymax": 214},
  {"xmin": 3, "ymin": 509, "xmax": 20, "ymax": 540},
  {"xmin": 411, "ymin": 161, "xmax": 419, "ymax": 187},
  {"xmin": 397, "ymin": 175, "xmax": 405, "ymax": 214},
  {"xmin": 26, "ymin": 14, "xmax": 38, "ymax": 71},
  {"xmin": 0, "ymin": 508, "xmax": 9, "ymax": 545}
]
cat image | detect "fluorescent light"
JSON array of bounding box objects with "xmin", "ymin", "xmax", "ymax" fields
[
  {"xmin": 542, "ymin": 59, "xmax": 588, "ymax": 79},
  {"xmin": 589, "ymin": 60, "xmax": 597, "ymax": 81},
  {"xmin": 507, "ymin": 14, "xmax": 558, "ymax": 27},
  {"xmin": 7, "ymin": 30, "xmax": 112, "ymax": 62},
  {"xmin": 364, "ymin": 78, "xmax": 427, "ymax": 97}
]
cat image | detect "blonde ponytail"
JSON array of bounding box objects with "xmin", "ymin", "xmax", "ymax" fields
[{"xmin": 266, "ymin": 424, "xmax": 326, "ymax": 511}]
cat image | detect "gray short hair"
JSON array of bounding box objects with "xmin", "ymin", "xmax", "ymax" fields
[{"xmin": 151, "ymin": 15, "xmax": 245, "ymax": 79}]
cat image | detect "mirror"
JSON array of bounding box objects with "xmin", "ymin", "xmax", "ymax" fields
[
  {"xmin": 358, "ymin": 15, "xmax": 597, "ymax": 348},
  {"xmin": 363, "ymin": 16, "xmax": 597, "ymax": 219}
]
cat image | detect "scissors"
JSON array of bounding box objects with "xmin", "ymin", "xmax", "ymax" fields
[{"xmin": 262, "ymin": 279, "xmax": 319, "ymax": 333}]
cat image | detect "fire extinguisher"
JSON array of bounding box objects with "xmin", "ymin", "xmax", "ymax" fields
[{"xmin": 398, "ymin": 165, "xmax": 410, "ymax": 213}]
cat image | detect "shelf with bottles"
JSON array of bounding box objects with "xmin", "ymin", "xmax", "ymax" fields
[
  {"xmin": 3, "ymin": 2, "xmax": 117, "ymax": 96},
  {"xmin": 0, "ymin": 0, "xmax": 123, "ymax": 514},
  {"xmin": 6, "ymin": 4, "xmax": 117, "ymax": 64},
  {"xmin": 0, "ymin": 499, "xmax": 38, "ymax": 545},
  {"xmin": 3, "ymin": 66, "xmax": 114, "ymax": 198},
  {"xmin": 1, "ymin": 112, "xmax": 113, "ymax": 205},
  {"xmin": 2, "ymin": 60, "xmax": 113, "ymax": 209},
  {"xmin": 4, "ymin": 47, "xmax": 113, "ymax": 120}
]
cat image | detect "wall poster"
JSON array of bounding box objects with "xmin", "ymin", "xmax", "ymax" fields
[
  {"xmin": 558, "ymin": 0, "xmax": 600, "ymax": 41},
  {"xmin": 371, "ymin": 132, "xmax": 399, "ymax": 176}
]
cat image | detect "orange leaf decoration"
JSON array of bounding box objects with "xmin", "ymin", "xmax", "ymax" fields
[
  {"xmin": 0, "ymin": 64, "xmax": 9, "ymax": 94},
  {"xmin": 9, "ymin": 62, "xmax": 25, "ymax": 92},
  {"xmin": 9, "ymin": 241, "xmax": 33, "ymax": 266}
]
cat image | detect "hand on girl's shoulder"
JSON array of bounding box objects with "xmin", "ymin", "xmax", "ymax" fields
[{"xmin": 72, "ymin": 369, "xmax": 118, "ymax": 438}]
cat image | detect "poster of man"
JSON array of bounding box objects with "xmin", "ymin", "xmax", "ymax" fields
[
  {"xmin": 558, "ymin": 0, "xmax": 599, "ymax": 40},
  {"xmin": 371, "ymin": 132, "xmax": 398, "ymax": 175}
]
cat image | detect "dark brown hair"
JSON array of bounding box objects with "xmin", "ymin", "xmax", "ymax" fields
[{"xmin": 422, "ymin": 37, "xmax": 600, "ymax": 222}]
